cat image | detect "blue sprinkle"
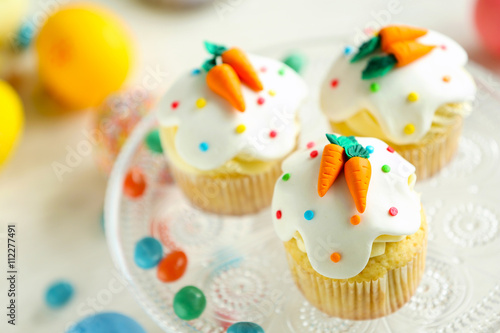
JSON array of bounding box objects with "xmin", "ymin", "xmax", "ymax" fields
[
  {"xmin": 134, "ymin": 237, "xmax": 163, "ymax": 269},
  {"xmin": 45, "ymin": 281, "xmax": 74, "ymax": 309},
  {"xmin": 199, "ymin": 142, "xmax": 209, "ymax": 152},
  {"xmin": 304, "ymin": 210, "xmax": 315, "ymax": 221},
  {"xmin": 67, "ymin": 312, "xmax": 146, "ymax": 333},
  {"xmin": 228, "ymin": 322, "xmax": 265, "ymax": 333},
  {"xmin": 366, "ymin": 145, "xmax": 374, "ymax": 154},
  {"xmin": 344, "ymin": 46, "xmax": 354, "ymax": 55},
  {"xmin": 191, "ymin": 68, "xmax": 201, "ymax": 75}
]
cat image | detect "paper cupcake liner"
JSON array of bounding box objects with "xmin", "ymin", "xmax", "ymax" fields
[
  {"xmin": 170, "ymin": 161, "xmax": 283, "ymax": 216},
  {"xmin": 330, "ymin": 114, "xmax": 463, "ymax": 179},
  {"xmin": 285, "ymin": 239, "xmax": 427, "ymax": 320}
]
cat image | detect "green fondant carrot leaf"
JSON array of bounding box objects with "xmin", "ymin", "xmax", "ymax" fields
[
  {"xmin": 204, "ymin": 41, "xmax": 227, "ymax": 57},
  {"xmin": 337, "ymin": 136, "xmax": 358, "ymax": 149},
  {"xmin": 350, "ymin": 36, "xmax": 381, "ymax": 63},
  {"xmin": 346, "ymin": 144, "xmax": 370, "ymax": 159},
  {"xmin": 325, "ymin": 133, "xmax": 340, "ymax": 145},
  {"xmin": 202, "ymin": 57, "xmax": 217, "ymax": 72},
  {"xmin": 362, "ymin": 54, "xmax": 398, "ymax": 80}
]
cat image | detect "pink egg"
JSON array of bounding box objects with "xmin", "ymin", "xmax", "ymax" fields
[{"xmin": 475, "ymin": 0, "xmax": 500, "ymax": 57}]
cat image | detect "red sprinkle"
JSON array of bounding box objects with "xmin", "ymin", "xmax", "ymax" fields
[
  {"xmin": 331, "ymin": 79, "xmax": 339, "ymax": 88},
  {"xmin": 276, "ymin": 210, "xmax": 282, "ymax": 219},
  {"xmin": 171, "ymin": 101, "xmax": 179, "ymax": 109},
  {"xmin": 310, "ymin": 150, "xmax": 318, "ymax": 158},
  {"xmin": 389, "ymin": 207, "xmax": 398, "ymax": 216},
  {"xmin": 387, "ymin": 146, "xmax": 395, "ymax": 153},
  {"xmin": 306, "ymin": 141, "xmax": 315, "ymax": 149},
  {"xmin": 269, "ymin": 130, "xmax": 277, "ymax": 138},
  {"xmin": 257, "ymin": 97, "xmax": 265, "ymax": 105},
  {"xmin": 260, "ymin": 67, "xmax": 267, "ymax": 73},
  {"xmin": 440, "ymin": 45, "xmax": 447, "ymax": 50}
]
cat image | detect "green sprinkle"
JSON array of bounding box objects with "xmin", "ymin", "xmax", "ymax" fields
[
  {"xmin": 278, "ymin": 68, "xmax": 286, "ymax": 76},
  {"xmin": 282, "ymin": 173, "xmax": 290, "ymax": 181},
  {"xmin": 370, "ymin": 83, "xmax": 380, "ymax": 93},
  {"xmin": 382, "ymin": 165, "xmax": 391, "ymax": 173},
  {"xmin": 145, "ymin": 129, "xmax": 163, "ymax": 154}
]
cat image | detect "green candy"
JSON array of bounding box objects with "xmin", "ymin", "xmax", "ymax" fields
[
  {"xmin": 145, "ymin": 129, "xmax": 163, "ymax": 154},
  {"xmin": 283, "ymin": 52, "xmax": 306, "ymax": 73},
  {"xmin": 173, "ymin": 286, "xmax": 206, "ymax": 321}
]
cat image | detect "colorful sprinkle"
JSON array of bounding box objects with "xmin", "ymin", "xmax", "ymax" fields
[
  {"xmin": 330, "ymin": 252, "xmax": 341, "ymax": 263},
  {"xmin": 443, "ymin": 75, "xmax": 451, "ymax": 83},
  {"xmin": 124, "ymin": 168, "xmax": 147, "ymax": 198},
  {"xmin": 331, "ymin": 79, "xmax": 339, "ymax": 88},
  {"xmin": 45, "ymin": 281, "xmax": 74, "ymax": 308},
  {"xmin": 350, "ymin": 215, "xmax": 361, "ymax": 225},
  {"xmin": 366, "ymin": 145, "xmax": 374, "ymax": 153},
  {"xmin": 260, "ymin": 67, "xmax": 267, "ymax": 72},
  {"xmin": 134, "ymin": 237, "xmax": 163, "ymax": 269},
  {"xmin": 145, "ymin": 129, "xmax": 163, "ymax": 154},
  {"xmin": 370, "ymin": 83, "xmax": 380, "ymax": 93},
  {"xmin": 304, "ymin": 210, "xmax": 315, "ymax": 220},
  {"xmin": 67, "ymin": 312, "xmax": 145, "ymax": 333},
  {"xmin": 257, "ymin": 97, "xmax": 265, "ymax": 105},
  {"xmin": 171, "ymin": 101, "xmax": 179, "ymax": 109},
  {"xmin": 157, "ymin": 251, "xmax": 188, "ymax": 282},
  {"xmin": 191, "ymin": 68, "xmax": 201, "ymax": 75},
  {"xmin": 282, "ymin": 173, "xmax": 290, "ymax": 181},
  {"xmin": 228, "ymin": 322, "xmax": 264, "ymax": 333},
  {"xmin": 407, "ymin": 92, "xmax": 419, "ymax": 102},
  {"xmin": 344, "ymin": 46, "xmax": 354, "ymax": 55},
  {"xmin": 235, "ymin": 124, "xmax": 246, "ymax": 134},
  {"xmin": 310, "ymin": 150, "xmax": 318, "ymax": 158},
  {"xmin": 268, "ymin": 90, "xmax": 276, "ymax": 96},
  {"xmin": 173, "ymin": 286, "xmax": 206, "ymax": 321},
  {"xmin": 387, "ymin": 146, "xmax": 395, "ymax": 153},
  {"xmin": 382, "ymin": 165, "xmax": 391, "ymax": 173},
  {"xmin": 306, "ymin": 141, "xmax": 315, "ymax": 149},
  {"xmin": 196, "ymin": 98, "xmax": 206, "ymax": 108},
  {"xmin": 404, "ymin": 123, "xmax": 416, "ymax": 135},
  {"xmin": 269, "ymin": 130, "xmax": 277, "ymax": 138},
  {"xmin": 276, "ymin": 210, "xmax": 282, "ymax": 219},
  {"xmin": 278, "ymin": 68, "xmax": 286, "ymax": 76},
  {"xmin": 199, "ymin": 142, "xmax": 209, "ymax": 152},
  {"xmin": 440, "ymin": 45, "xmax": 447, "ymax": 50},
  {"xmin": 283, "ymin": 52, "xmax": 306, "ymax": 73},
  {"xmin": 389, "ymin": 207, "xmax": 398, "ymax": 216}
]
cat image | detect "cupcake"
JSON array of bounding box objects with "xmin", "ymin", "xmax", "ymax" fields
[
  {"xmin": 272, "ymin": 133, "xmax": 426, "ymax": 320},
  {"xmin": 321, "ymin": 25, "xmax": 476, "ymax": 179},
  {"xmin": 158, "ymin": 42, "xmax": 307, "ymax": 215}
]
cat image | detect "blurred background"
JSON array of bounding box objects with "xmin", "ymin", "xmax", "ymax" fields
[{"xmin": 0, "ymin": 0, "xmax": 499, "ymax": 332}]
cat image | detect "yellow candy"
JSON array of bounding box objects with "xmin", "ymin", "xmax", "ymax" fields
[
  {"xmin": 407, "ymin": 92, "xmax": 419, "ymax": 102},
  {"xmin": 0, "ymin": 80, "xmax": 23, "ymax": 167},
  {"xmin": 268, "ymin": 90, "xmax": 276, "ymax": 96},
  {"xmin": 196, "ymin": 98, "xmax": 206, "ymax": 108},
  {"xmin": 35, "ymin": 5, "xmax": 134, "ymax": 110},
  {"xmin": 404, "ymin": 123, "xmax": 416, "ymax": 135},
  {"xmin": 235, "ymin": 124, "xmax": 246, "ymax": 134}
]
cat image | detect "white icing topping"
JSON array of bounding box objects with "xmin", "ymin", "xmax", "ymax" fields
[
  {"xmin": 272, "ymin": 136, "xmax": 421, "ymax": 279},
  {"xmin": 157, "ymin": 54, "xmax": 307, "ymax": 171},
  {"xmin": 320, "ymin": 30, "xmax": 476, "ymax": 145}
]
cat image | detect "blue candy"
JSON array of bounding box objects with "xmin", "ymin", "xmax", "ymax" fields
[
  {"xmin": 67, "ymin": 312, "xmax": 146, "ymax": 333},
  {"xmin": 134, "ymin": 237, "xmax": 163, "ymax": 269},
  {"xmin": 45, "ymin": 281, "xmax": 74, "ymax": 308},
  {"xmin": 228, "ymin": 322, "xmax": 265, "ymax": 333}
]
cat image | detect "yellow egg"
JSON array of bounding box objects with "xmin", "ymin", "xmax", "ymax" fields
[
  {"xmin": 0, "ymin": 80, "xmax": 23, "ymax": 167},
  {"xmin": 35, "ymin": 5, "xmax": 134, "ymax": 110}
]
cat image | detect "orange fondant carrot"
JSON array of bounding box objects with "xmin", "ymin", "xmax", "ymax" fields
[
  {"xmin": 379, "ymin": 25, "xmax": 428, "ymax": 51},
  {"xmin": 206, "ymin": 64, "xmax": 246, "ymax": 112},
  {"xmin": 386, "ymin": 40, "xmax": 435, "ymax": 67},
  {"xmin": 317, "ymin": 143, "xmax": 346, "ymax": 197},
  {"xmin": 344, "ymin": 145, "xmax": 372, "ymax": 213},
  {"xmin": 221, "ymin": 48, "xmax": 263, "ymax": 92}
]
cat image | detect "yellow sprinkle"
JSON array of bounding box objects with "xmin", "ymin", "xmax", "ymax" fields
[
  {"xmin": 196, "ymin": 98, "xmax": 206, "ymax": 108},
  {"xmin": 268, "ymin": 90, "xmax": 276, "ymax": 96},
  {"xmin": 235, "ymin": 124, "xmax": 246, "ymax": 134},
  {"xmin": 407, "ymin": 92, "xmax": 419, "ymax": 102},
  {"xmin": 404, "ymin": 123, "xmax": 415, "ymax": 135}
]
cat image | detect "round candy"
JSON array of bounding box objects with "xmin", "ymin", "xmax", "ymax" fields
[
  {"xmin": 475, "ymin": 0, "xmax": 500, "ymax": 57},
  {"xmin": 227, "ymin": 322, "xmax": 265, "ymax": 333},
  {"xmin": 93, "ymin": 89, "xmax": 154, "ymax": 174},
  {"xmin": 45, "ymin": 281, "xmax": 74, "ymax": 308},
  {"xmin": 35, "ymin": 5, "xmax": 134, "ymax": 109},
  {"xmin": 123, "ymin": 168, "xmax": 147, "ymax": 198},
  {"xmin": 0, "ymin": 80, "xmax": 23, "ymax": 168},
  {"xmin": 134, "ymin": 237, "xmax": 163, "ymax": 269},
  {"xmin": 67, "ymin": 312, "xmax": 145, "ymax": 333},
  {"xmin": 145, "ymin": 129, "xmax": 163, "ymax": 154},
  {"xmin": 157, "ymin": 251, "xmax": 188, "ymax": 282},
  {"xmin": 173, "ymin": 286, "xmax": 206, "ymax": 321},
  {"xmin": 283, "ymin": 52, "xmax": 306, "ymax": 73}
]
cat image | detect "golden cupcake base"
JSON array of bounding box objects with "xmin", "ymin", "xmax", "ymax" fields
[{"xmin": 284, "ymin": 211, "xmax": 427, "ymax": 320}]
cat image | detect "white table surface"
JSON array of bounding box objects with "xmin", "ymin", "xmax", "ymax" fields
[{"xmin": 0, "ymin": 0, "xmax": 497, "ymax": 332}]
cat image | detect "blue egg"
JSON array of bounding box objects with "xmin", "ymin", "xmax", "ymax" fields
[
  {"xmin": 228, "ymin": 322, "xmax": 265, "ymax": 333},
  {"xmin": 67, "ymin": 312, "xmax": 146, "ymax": 333},
  {"xmin": 45, "ymin": 281, "xmax": 74, "ymax": 309},
  {"xmin": 134, "ymin": 237, "xmax": 163, "ymax": 269}
]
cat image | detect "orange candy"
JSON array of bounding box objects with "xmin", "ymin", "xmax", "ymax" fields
[
  {"xmin": 157, "ymin": 251, "xmax": 188, "ymax": 283},
  {"xmin": 123, "ymin": 167, "xmax": 146, "ymax": 198},
  {"xmin": 330, "ymin": 252, "xmax": 341, "ymax": 263},
  {"xmin": 350, "ymin": 215, "xmax": 361, "ymax": 225}
]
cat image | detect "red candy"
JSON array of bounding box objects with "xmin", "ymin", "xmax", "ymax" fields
[
  {"xmin": 331, "ymin": 79, "xmax": 339, "ymax": 88},
  {"xmin": 276, "ymin": 210, "xmax": 282, "ymax": 219},
  {"xmin": 310, "ymin": 150, "xmax": 318, "ymax": 158},
  {"xmin": 387, "ymin": 146, "xmax": 395, "ymax": 153},
  {"xmin": 171, "ymin": 101, "xmax": 179, "ymax": 109},
  {"xmin": 306, "ymin": 142, "xmax": 315, "ymax": 149},
  {"xmin": 389, "ymin": 207, "xmax": 398, "ymax": 216},
  {"xmin": 157, "ymin": 251, "xmax": 188, "ymax": 282},
  {"xmin": 123, "ymin": 168, "xmax": 147, "ymax": 198},
  {"xmin": 269, "ymin": 130, "xmax": 277, "ymax": 138},
  {"xmin": 257, "ymin": 97, "xmax": 265, "ymax": 105}
]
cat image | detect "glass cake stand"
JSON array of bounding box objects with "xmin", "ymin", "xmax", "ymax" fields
[{"xmin": 106, "ymin": 37, "xmax": 500, "ymax": 333}]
